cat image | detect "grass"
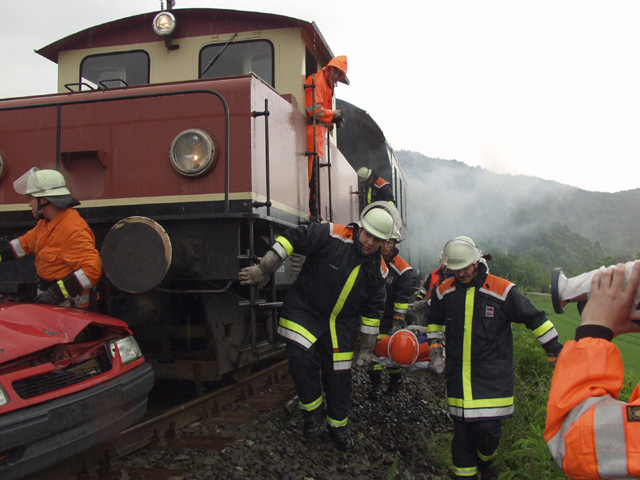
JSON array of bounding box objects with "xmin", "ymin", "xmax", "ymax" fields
[
  {"xmin": 418, "ymin": 292, "xmax": 640, "ymax": 480},
  {"xmin": 527, "ymin": 292, "xmax": 640, "ymax": 380}
]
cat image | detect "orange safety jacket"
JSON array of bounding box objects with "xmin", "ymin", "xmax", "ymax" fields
[
  {"xmin": 417, "ymin": 267, "xmax": 450, "ymax": 303},
  {"xmin": 8, "ymin": 208, "xmax": 102, "ymax": 307},
  {"xmin": 305, "ymin": 67, "xmax": 338, "ymax": 181},
  {"xmin": 545, "ymin": 333, "xmax": 640, "ymax": 479}
]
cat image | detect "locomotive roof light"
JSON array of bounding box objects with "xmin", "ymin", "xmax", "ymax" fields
[
  {"xmin": 152, "ymin": 11, "xmax": 176, "ymax": 37},
  {"xmin": 170, "ymin": 128, "xmax": 218, "ymax": 177}
]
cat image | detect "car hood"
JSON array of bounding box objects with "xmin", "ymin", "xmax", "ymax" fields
[{"xmin": 0, "ymin": 303, "xmax": 129, "ymax": 363}]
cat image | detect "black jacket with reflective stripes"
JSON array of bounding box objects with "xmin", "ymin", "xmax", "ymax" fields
[{"xmin": 427, "ymin": 262, "xmax": 559, "ymax": 421}]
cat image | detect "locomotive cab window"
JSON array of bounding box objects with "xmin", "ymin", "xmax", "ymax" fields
[
  {"xmin": 199, "ymin": 40, "xmax": 274, "ymax": 87},
  {"xmin": 80, "ymin": 51, "xmax": 150, "ymax": 89}
]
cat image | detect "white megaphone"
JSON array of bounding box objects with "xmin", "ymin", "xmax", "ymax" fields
[{"xmin": 551, "ymin": 261, "xmax": 640, "ymax": 322}]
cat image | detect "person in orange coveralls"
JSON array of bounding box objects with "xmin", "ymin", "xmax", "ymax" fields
[
  {"xmin": 545, "ymin": 261, "xmax": 640, "ymax": 480},
  {"xmin": 305, "ymin": 55, "xmax": 348, "ymax": 217},
  {"xmin": 0, "ymin": 167, "xmax": 102, "ymax": 308}
]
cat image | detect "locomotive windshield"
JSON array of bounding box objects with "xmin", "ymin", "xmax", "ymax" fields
[
  {"xmin": 80, "ymin": 50, "xmax": 150, "ymax": 89},
  {"xmin": 199, "ymin": 40, "xmax": 274, "ymax": 86}
]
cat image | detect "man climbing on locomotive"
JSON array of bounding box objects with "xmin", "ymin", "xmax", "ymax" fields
[{"xmin": 238, "ymin": 207, "xmax": 395, "ymax": 452}]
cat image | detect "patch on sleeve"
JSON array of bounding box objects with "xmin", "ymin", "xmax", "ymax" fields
[{"xmin": 627, "ymin": 405, "xmax": 640, "ymax": 422}]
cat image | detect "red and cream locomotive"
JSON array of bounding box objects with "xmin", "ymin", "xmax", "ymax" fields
[{"xmin": 0, "ymin": 5, "xmax": 409, "ymax": 390}]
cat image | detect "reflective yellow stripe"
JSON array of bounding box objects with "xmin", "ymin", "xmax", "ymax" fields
[
  {"xmin": 57, "ymin": 279, "xmax": 70, "ymax": 299},
  {"xmin": 275, "ymin": 236, "xmax": 294, "ymax": 256},
  {"xmin": 394, "ymin": 302, "xmax": 409, "ymax": 310},
  {"xmin": 333, "ymin": 351, "xmax": 353, "ymax": 361},
  {"xmin": 533, "ymin": 320, "xmax": 554, "ymax": 337},
  {"xmin": 462, "ymin": 287, "xmax": 475, "ymax": 402},
  {"xmin": 477, "ymin": 449, "xmax": 497, "ymax": 462},
  {"xmin": 330, "ymin": 265, "xmax": 361, "ymax": 354},
  {"xmin": 327, "ymin": 416, "xmax": 348, "ymax": 428},
  {"xmin": 367, "ymin": 187, "xmax": 372, "ymax": 204},
  {"xmin": 454, "ymin": 465, "xmax": 478, "ymax": 477},
  {"xmin": 299, "ymin": 395, "xmax": 323, "ymax": 411},
  {"xmin": 448, "ymin": 396, "xmax": 514, "ymax": 409},
  {"xmin": 279, "ymin": 318, "xmax": 317, "ymax": 344},
  {"xmin": 360, "ymin": 316, "xmax": 379, "ymax": 327},
  {"xmin": 427, "ymin": 324, "xmax": 445, "ymax": 333}
]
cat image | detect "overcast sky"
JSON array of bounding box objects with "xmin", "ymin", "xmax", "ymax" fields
[{"xmin": 3, "ymin": 0, "xmax": 638, "ymax": 193}]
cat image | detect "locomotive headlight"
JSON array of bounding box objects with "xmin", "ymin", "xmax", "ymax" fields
[
  {"xmin": 170, "ymin": 129, "xmax": 217, "ymax": 177},
  {"xmin": 152, "ymin": 11, "xmax": 176, "ymax": 36}
]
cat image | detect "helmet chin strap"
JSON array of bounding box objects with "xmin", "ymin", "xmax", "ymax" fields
[{"xmin": 36, "ymin": 198, "xmax": 48, "ymax": 219}]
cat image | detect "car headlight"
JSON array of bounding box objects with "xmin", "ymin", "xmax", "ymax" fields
[
  {"xmin": 170, "ymin": 129, "xmax": 217, "ymax": 177},
  {"xmin": 109, "ymin": 336, "xmax": 143, "ymax": 365},
  {"xmin": 0, "ymin": 385, "xmax": 8, "ymax": 406}
]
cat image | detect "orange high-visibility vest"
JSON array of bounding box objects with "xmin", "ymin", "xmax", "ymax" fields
[{"xmin": 545, "ymin": 337, "xmax": 640, "ymax": 479}]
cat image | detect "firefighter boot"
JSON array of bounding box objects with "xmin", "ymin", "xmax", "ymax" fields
[
  {"xmin": 302, "ymin": 406, "xmax": 325, "ymax": 439},
  {"xmin": 368, "ymin": 371, "xmax": 383, "ymax": 401},
  {"xmin": 329, "ymin": 425, "xmax": 355, "ymax": 452},
  {"xmin": 479, "ymin": 467, "xmax": 498, "ymax": 480},
  {"xmin": 385, "ymin": 372, "xmax": 403, "ymax": 396}
]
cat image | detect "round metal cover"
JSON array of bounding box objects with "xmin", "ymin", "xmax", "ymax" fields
[{"xmin": 101, "ymin": 216, "xmax": 172, "ymax": 293}]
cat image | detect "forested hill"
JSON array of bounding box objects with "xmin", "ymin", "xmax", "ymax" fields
[{"xmin": 397, "ymin": 150, "xmax": 639, "ymax": 274}]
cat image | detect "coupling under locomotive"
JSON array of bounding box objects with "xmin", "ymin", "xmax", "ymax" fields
[{"xmin": 0, "ymin": 6, "xmax": 407, "ymax": 389}]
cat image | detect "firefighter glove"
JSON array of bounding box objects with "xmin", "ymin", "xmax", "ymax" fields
[
  {"xmin": 34, "ymin": 285, "xmax": 64, "ymax": 305},
  {"xmin": 430, "ymin": 346, "xmax": 445, "ymax": 375},
  {"xmin": 356, "ymin": 332, "xmax": 378, "ymax": 367},
  {"xmin": 407, "ymin": 324, "xmax": 428, "ymax": 335},
  {"xmin": 544, "ymin": 339, "xmax": 564, "ymax": 369},
  {"xmin": 410, "ymin": 298, "xmax": 428, "ymax": 312},
  {"xmin": 238, "ymin": 250, "xmax": 283, "ymax": 287}
]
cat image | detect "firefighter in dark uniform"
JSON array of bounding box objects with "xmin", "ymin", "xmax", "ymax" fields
[
  {"xmin": 367, "ymin": 231, "xmax": 413, "ymax": 400},
  {"xmin": 357, "ymin": 167, "xmax": 395, "ymax": 206},
  {"xmin": 238, "ymin": 208, "xmax": 394, "ymax": 452},
  {"xmin": 413, "ymin": 254, "xmax": 451, "ymax": 311},
  {"xmin": 427, "ymin": 236, "xmax": 563, "ymax": 480}
]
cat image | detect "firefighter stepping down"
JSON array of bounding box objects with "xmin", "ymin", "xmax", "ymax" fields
[
  {"xmin": 427, "ymin": 236, "xmax": 564, "ymax": 480},
  {"xmin": 0, "ymin": 168, "xmax": 102, "ymax": 309},
  {"xmin": 239, "ymin": 206, "xmax": 396, "ymax": 453},
  {"xmin": 305, "ymin": 55, "xmax": 348, "ymax": 219}
]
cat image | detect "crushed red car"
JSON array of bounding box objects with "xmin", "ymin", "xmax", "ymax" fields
[{"xmin": 0, "ymin": 302, "xmax": 154, "ymax": 480}]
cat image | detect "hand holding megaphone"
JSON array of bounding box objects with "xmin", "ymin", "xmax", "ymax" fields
[{"xmin": 551, "ymin": 260, "xmax": 640, "ymax": 322}]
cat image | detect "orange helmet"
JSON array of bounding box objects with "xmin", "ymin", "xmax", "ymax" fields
[{"xmin": 387, "ymin": 330, "xmax": 419, "ymax": 366}]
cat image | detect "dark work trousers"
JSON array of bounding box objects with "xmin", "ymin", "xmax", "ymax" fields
[
  {"xmin": 452, "ymin": 418, "xmax": 502, "ymax": 479},
  {"xmin": 288, "ymin": 331, "xmax": 353, "ymax": 423}
]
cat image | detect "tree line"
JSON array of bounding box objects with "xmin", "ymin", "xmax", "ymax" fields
[{"xmin": 483, "ymin": 223, "xmax": 634, "ymax": 292}]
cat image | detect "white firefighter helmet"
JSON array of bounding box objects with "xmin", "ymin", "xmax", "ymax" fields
[
  {"xmin": 359, "ymin": 208, "xmax": 393, "ymax": 240},
  {"xmin": 442, "ymin": 236, "xmax": 483, "ymax": 270},
  {"xmin": 14, "ymin": 167, "xmax": 71, "ymax": 198},
  {"xmin": 357, "ymin": 167, "xmax": 373, "ymax": 182},
  {"xmin": 361, "ymin": 201, "xmax": 403, "ymax": 241}
]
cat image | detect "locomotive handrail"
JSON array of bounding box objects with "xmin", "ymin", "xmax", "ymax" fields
[
  {"xmin": 0, "ymin": 89, "xmax": 232, "ymax": 212},
  {"xmin": 63, "ymin": 82, "xmax": 96, "ymax": 92},
  {"xmin": 251, "ymin": 98, "xmax": 272, "ymax": 216}
]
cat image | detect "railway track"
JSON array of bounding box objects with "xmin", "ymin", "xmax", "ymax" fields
[{"xmin": 23, "ymin": 360, "xmax": 294, "ymax": 480}]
